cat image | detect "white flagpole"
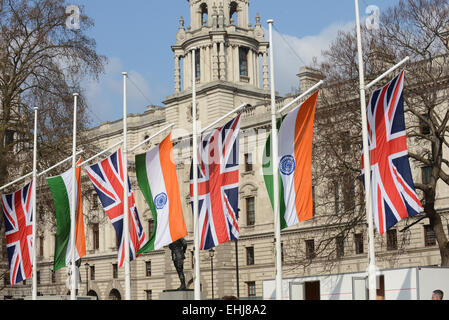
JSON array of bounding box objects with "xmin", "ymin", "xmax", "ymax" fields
[
  {"xmin": 200, "ymin": 103, "xmax": 247, "ymax": 134},
  {"xmin": 31, "ymin": 106, "xmax": 38, "ymax": 300},
  {"xmin": 192, "ymin": 47, "xmax": 201, "ymax": 300},
  {"xmin": 122, "ymin": 72, "xmax": 131, "ymax": 300},
  {"xmin": 70, "ymin": 93, "xmax": 78, "ymax": 300},
  {"xmin": 354, "ymin": 0, "xmax": 377, "ymax": 300},
  {"xmin": 267, "ymin": 19, "xmax": 283, "ymax": 300},
  {"xmin": 277, "ymin": 80, "xmax": 324, "ymax": 115},
  {"xmin": 128, "ymin": 123, "xmax": 175, "ymax": 153}
]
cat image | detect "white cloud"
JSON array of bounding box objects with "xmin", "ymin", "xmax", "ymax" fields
[{"xmin": 269, "ymin": 21, "xmax": 354, "ymax": 95}]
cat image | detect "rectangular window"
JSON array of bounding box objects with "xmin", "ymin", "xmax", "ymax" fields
[
  {"xmin": 386, "ymin": 229, "xmax": 398, "ymax": 250},
  {"xmin": 420, "ymin": 114, "xmax": 430, "ymax": 135},
  {"xmin": 4, "ymin": 129, "xmax": 14, "ymax": 147},
  {"xmin": 246, "ymin": 247, "xmax": 255, "ymax": 265},
  {"xmin": 312, "ymin": 185, "xmax": 316, "ymax": 216},
  {"xmin": 343, "ymin": 176, "xmax": 355, "ymax": 211},
  {"xmin": 244, "ymin": 153, "xmax": 253, "ymax": 172},
  {"xmin": 334, "ymin": 181, "xmax": 340, "ymax": 212},
  {"xmin": 112, "ymin": 264, "xmax": 118, "ymax": 279},
  {"xmin": 239, "ymin": 47, "xmax": 249, "ymax": 77},
  {"xmin": 340, "ymin": 131, "xmax": 351, "ymax": 152},
  {"xmin": 39, "ymin": 236, "xmax": 44, "ymax": 257},
  {"xmin": 355, "ymin": 233, "xmax": 364, "ymax": 254},
  {"xmin": 92, "ymin": 223, "xmax": 99, "ymax": 250},
  {"xmin": 246, "ymin": 197, "xmax": 255, "ymax": 226},
  {"xmin": 305, "ymin": 239, "xmax": 315, "ymax": 259},
  {"xmin": 148, "ymin": 219, "xmax": 154, "ymax": 238},
  {"xmin": 247, "ymin": 281, "xmax": 256, "ymax": 297},
  {"xmin": 145, "ymin": 290, "xmax": 152, "ymax": 300},
  {"xmin": 424, "ymin": 225, "xmax": 436, "ymax": 247},
  {"xmin": 281, "ymin": 242, "xmax": 284, "ymax": 263},
  {"xmin": 336, "ymin": 236, "xmax": 344, "ymax": 258},
  {"xmin": 51, "ymin": 270, "xmax": 56, "ymax": 284},
  {"xmin": 90, "ymin": 266, "xmax": 95, "ymax": 280},
  {"xmin": 37, "ymin": 271, "xmax": 40, "ymax": 285},
  {"xmin": 422, "ymin": 166, "xmax": 432, "ymax": 185},
  {"xmin": 146, "ymin": 261, "xmax": 152, "ymax": 277},
  {"xmin": 91, "ymin": 193, "xmax": 98, "ymax": 209}
]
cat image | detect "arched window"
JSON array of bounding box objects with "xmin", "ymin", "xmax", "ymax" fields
[
  {"xmin": 200, "ymin": 3, "xmax": 208, "ymax": 26},
  {"xmin": 230, "ymin": 2, "xmax": 238, "ymax": 25},
  {"xmin": 108, "ymin": 289, "xmax": 121, "ymax": 300},
  {"xmin": 87, "ymin": 290, "xmax": 98, "ymax": 298}
]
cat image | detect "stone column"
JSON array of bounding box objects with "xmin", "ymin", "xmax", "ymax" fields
[
  {"xmin": 247, "ymin": 48, "xmax": 254, "ymax": 85},
  {"xmin": 174, "ymin": 55, "xmax": 181, "ymax": 93},
  {"xmin": 185, "ymin": 51, "xmax": 191, "ymax": 90},
  {"xmin": 235, "ymin": 46, "xmax": 240, "ymax": 82},
  {"xmin": 212, "ymin": 42, "xmax": 219, "ymax": 81},
  {"xmin": 256, "ymin": 52, "xmax": 260, "ymax": 89},
  {"xmin": 263, "ymin": 51, "xmax": 269, "ymax": 90},
  {"xmin": 199, "ymin": 47, "xmax": 205, "ymax": 84},
  {"xmin": 205, "ymin": 45, "xmax": 211, "ymax": 82},
  {"xmin": 219, "ymin": 42, "xmax": 226, "ymax": 81}
]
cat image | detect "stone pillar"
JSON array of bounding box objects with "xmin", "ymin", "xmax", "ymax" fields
[
  {"xmin": 234, "ymin": 46, "xmax": 240, "ymax": 82},
  {"xmin": 256, "ymin": 52, "xmax": 260, "ymax": 89},
  {"xmin": 205, "ymin": 45, "xmax": 211, "ymax": 82},
  {"xmin": 185, "ymin": 51, "xmax": 191, "ymax": 90},
  {"xmin": 174, "ymin": 55, "xmax": 181, "ymax": 93},
  {"xmin": 247, "ymin": 49, "xmax": 253, "ymax": 85},
  {"xmin": 212, "ymin": 42, "xmax": 219, "ymax": 81},
  {"xmin": 219, "ymin": 42, "xmax": 226, "ymax": 80},
  {"xmin": 199, "ymin": 47, "xmax": 205, "ymax": 84},
  {"xmin": 263, "ymin": 51, "xmax": 269, "ymax": 90}
]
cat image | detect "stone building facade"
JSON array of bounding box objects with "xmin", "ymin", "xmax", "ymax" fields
[{"xmin": 1, "ymin": 0, "xmax": 448, "ymax": 300}]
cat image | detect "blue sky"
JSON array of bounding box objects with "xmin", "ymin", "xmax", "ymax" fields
[{"xmin": 71, "ymin": 0, "xmax": 399, "ymax": 127}]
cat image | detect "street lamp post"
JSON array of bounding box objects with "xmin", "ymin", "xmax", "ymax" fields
[
  {"xmin": 84, "ymin": 262, "xmax": 90, "ymax": 296},
  {"xmin": 209, "ymin": 249, "xmax": 215, "ymax": 299}
]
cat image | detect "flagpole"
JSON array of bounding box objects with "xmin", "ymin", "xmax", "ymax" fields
[
  {"xmin": 70, "ymin": 93, "xmax": 79, "ymax": 300},
  {"xmin": 277, "ymin": 80, "xmax": 324, "ymax": 115},
  {"xmin": 191, "ymin": 47, "xmax": 201, "ymax": 300},
  {"xmin": 31, "ymin": 106, "xmax": 38, "ymax": 301},
  {"xmin": 128, "ymin": 123, "xmax": 175, "ymax": 153},
  {"xmin": 200, "ymin": 103, "xmax": 247, "ymax": 134},
  {"xmin": 267, "ymin": 19, "xmax": 283, "ymax": 301},
  {"xmin": 354, "ymin": 0, "xmax": 377, "ymax": 300},
  {"xmin": 122, "ymin": 72, "xmax": 131, "ymax": 300}
]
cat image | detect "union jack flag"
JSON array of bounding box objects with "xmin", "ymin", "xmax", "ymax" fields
[
  {"xmin": 1, "ymin": 180, "xmax": 34, "ymax": 285},
  {"xmin": 362, "ymin": 70, "xmax": 423, "ymax": 235},
  {"xmin": 85, "ymin": 148, "xmax": 146, "ymax": 267},
  {"xmin": 190, "ymin": 115, "xmax": 241, "ymax": 250}
]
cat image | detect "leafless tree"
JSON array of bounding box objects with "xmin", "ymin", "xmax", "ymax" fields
[
  {"xmin": 0, "ymin": 0, "xmax": 106, "ymax": 269},
  {"xmin": 289, "ymin": 0, "xmax": 449, "ymax": 269}
]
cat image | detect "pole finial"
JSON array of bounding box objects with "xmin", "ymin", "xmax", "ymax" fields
[{"xmin": 267, "ymin": 19, "xmax": 274, "ymax": 24}]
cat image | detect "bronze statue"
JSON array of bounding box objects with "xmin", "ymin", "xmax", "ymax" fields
[{"xmin": 169, "ymin": 237, "xmax": 187, "ymax": 290}]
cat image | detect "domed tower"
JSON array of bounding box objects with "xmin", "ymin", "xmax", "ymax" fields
[{"xmin": 164, "ymin": 0, "xmax": 270, "ymax": 130}]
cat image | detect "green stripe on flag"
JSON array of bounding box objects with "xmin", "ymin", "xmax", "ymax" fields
[
  {"xmin": 263, "ymin": 118, "xmax": 287, "ymax": 230},
  {"xmin": 46, "ymin": 175, "xmax": 71, "ymax": 271},
  {"xmin": 136, "ymin": 153, "xmax": 157, "ymax": 254}
]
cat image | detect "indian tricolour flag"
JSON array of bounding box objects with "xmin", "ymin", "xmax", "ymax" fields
[
  {"xmin": 46, "ymin": 159, "xmax": 86, "ymax": 271},
  {"xmin": 263, "ymin": 91, "xmax": 319, "ymax": 229},
  {"xmin": 136, "ymin": 133, "xmax": 187, "ymax": 253}
]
